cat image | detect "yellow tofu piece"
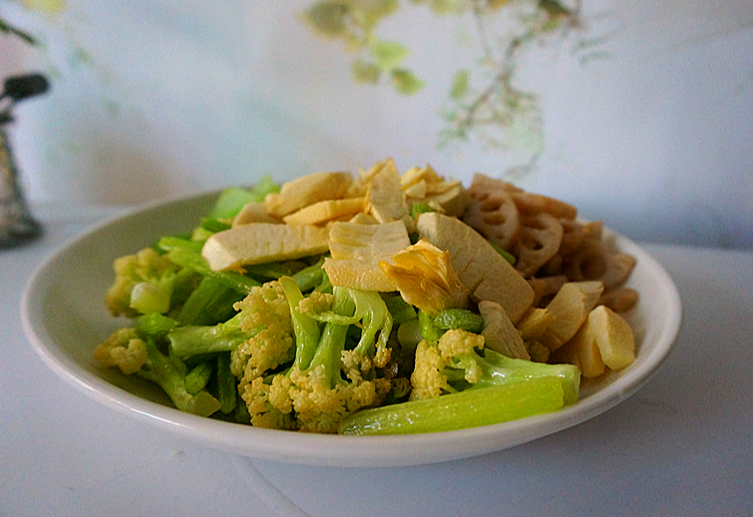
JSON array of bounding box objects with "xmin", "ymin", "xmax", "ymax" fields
[
  {"xmin": 416, "ymin": 212, "xmax": 534, "ymax": 323},
  {"xmin": 553, "ymin": 305, "xmax": 636, "ymax": 378},
  {"xmin": 282, "ymin": 197, "xmax": 366, "ymax": 226},
  {"xmin": 400, "ymin": 164, "xmax": 442, "ymax": 190},
  {"xmin": 403, "ymin": 180, "xmax": 427, "ymax": 199},
  {"xmin": 264, "ymin": 171, "xmax": 353, "ymax": 218},
  {"xmin": 554, "ymin": 328, "xmax": 606, "ymax": 378},
  {"xmin": 538, "ymin": 281, "xmax": 604, "ymax": 352},
  {"xmin": 232, "ymin": 201, "xmax": 281, "ymax": 227},
  {"xmin": 348, "ymin": 212, "xmax": 378, "ymax": 225},
  {"xmin": 478, "ymin": 301, "xmax": 530, "ymax": 360},
  {"xmin": 423, "ymin": 183, "xmax": 471, "ymax": 217},
  {"xmin": 366, "ymin": 158, "xmax": 413, "ymax": 230},
  {"xmin": 202, "ymin": 223, "xmax": 330, "ymax": 271},
  {"xmin": 516, "ymin": 307, "xmax": 554, "ymax": 341}
]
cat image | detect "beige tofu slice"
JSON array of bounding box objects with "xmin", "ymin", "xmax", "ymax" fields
[
  {"xmin": 366, "ymin": 159, "xmax": 414, "ymax": 232},
  {"xmin": 416, "ymin": 212, "xmax": 534, "ymax": 323},
  {"xmin": 264, "ymin": 171, "xmax": 353, "ymax": 218},
  {"xmin": 552, "ymin": 304, "xmax": 635, "ymax": 378},
  {"xmin": 202, "ymin": 223, "xmax": 330, "ymax": 271},
  {"xmin": 282, "ymin": 197, "xmax": 366, "ymax": 226},
  {"xmin": 537, "ymin": 281, "xmax": 604, "ymax": 352},
  {"xmin": 478, "ymin": 301, "xmax": 530, "ymax": 360},
  {"xmin": 423, "ymin": 183, "xmax": 471, "ymax": 218},
  {"xmin": 232, "ymin": 201, "xmax": 281, "ymax": 227}
]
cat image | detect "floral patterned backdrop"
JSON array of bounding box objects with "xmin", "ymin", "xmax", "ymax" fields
[{"xmin": 1, "ymin": 0, "xmax": 752, "ymax": 247}]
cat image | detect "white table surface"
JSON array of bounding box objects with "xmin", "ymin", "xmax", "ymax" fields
[{"xmin": 2, "ymin": 204, "xmax": 752, "ymax": 517}]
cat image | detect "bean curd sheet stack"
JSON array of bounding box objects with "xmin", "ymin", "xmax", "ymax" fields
[{"xmin": 95, "ymin": 158, "xmax": 640, "ymax": 435}]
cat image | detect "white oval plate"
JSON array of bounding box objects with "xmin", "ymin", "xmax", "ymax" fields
[{"xmin": 21, "ymin": 191, "xmax": 682, "ymax": 468}]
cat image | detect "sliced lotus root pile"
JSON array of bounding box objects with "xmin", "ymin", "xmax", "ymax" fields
[
  {"xmin": 461, "ymin": 188, "xmax": 521, "ymax": 250},
  {"xmin": 461, "ymin": 173, "xmax": 638, "ymax": 312},
  {"xmin": 514, "ymin": 212, "xmax": 564, "ymax": 277}
]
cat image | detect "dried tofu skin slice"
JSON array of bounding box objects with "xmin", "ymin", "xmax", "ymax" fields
[{"xmin": 324, "ymin": 220, "xmax": 411, "ymax": 292}]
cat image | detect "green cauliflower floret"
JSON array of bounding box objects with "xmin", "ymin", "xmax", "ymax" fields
[
  {"xmin": 410, "ymin": 328, "xmax": 581, "ymax": 405},
  {"xmin": 94, "ymin": 326, "xmax": 221, "ymax": 417},
  {"xmin": 242, "ymin": 278, "xmax": 390, "ymax": 433},
  {"xmin": 105, "ymin": 247, "xmax": 195, "ymax": 317}
]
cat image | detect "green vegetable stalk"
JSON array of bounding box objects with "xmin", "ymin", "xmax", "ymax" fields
[{"xmin": 338, "ymin": 377, "xmax": 566, "ymax": 435}]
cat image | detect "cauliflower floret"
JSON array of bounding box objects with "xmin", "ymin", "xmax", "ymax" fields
[
  {"xmin": 105, "ymin": 248, "xmax": 181, "ymax": 317},
  {"xmin": 410, "ymin": 329, "xmax": 486, "ymax": 400},
  {"xmin": 93, "ymin": 328, "xmax": 148, "ymax": 375},
  {"xmin": 296, "ymin": 291, "xmax": 334, "ymax": 316},
  {"xmin": 230, "ymin": 281, "xmax": 295, "ymax": 385},
  {"xmin": 242, "ymin": 376, "xmax": 297, "ymax": 430},
  {"xmin": 409, "ymin": 340, "xmax": 448, "ymax": 400},
  {"xmin": 437, "ymin": 328, "xmax": 485, "ymax": 360},
  {"xmin": 288, "ymin": 365, "xmax": 389, "ymax": 434},
  {"xmin": 437, "ymin": 329, "xmax": 485, "ymax": 383}
]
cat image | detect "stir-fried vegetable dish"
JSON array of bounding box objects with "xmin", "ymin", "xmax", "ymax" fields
[{"xmin": 94, "ymin": 159, "xmax": 638, "ymax": 435}]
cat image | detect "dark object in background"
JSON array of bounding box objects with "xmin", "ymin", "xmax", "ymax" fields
[{"xmin": 0, "ymin": 73, "xmax": 50, "ymax": 249}]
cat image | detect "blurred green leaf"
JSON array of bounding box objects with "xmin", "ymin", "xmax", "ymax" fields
[
  {"xmin": 355, "ymin": 0, "xmax": 399, "ymax": 30},
  {"xmin": 426, "ymin": 0, "xmax": 469, "ymax": 15},
  {"xmin": 450, "ymin": 69, "xmax": 469, "ymax": 100},
  {"xmin": 303, "ymin": 1, "xmax": 350, "ymax": 37},
  {"xmin": 352, "ymin": 59, "xmax": 382, "ymax": 84},
  {"xmin": 370, "ymin": 40, "xmax": 409, "ymax": 70},
  {"xmin": 0, "ymin": 17, "xmax": 38, "ymax": 45},
  {"xmin": 488, "ymin": 0, "xmax": 511, "ymax": 10},
  {"xmin": 538, "ymin": 0, "xmax": 570, "ymax": 17},
  {"xmin": 391, "ymin": 68, "xmax": 424, "ymax": 95}
]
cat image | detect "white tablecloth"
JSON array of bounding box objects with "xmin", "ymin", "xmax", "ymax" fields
[{"xmin": 2, "ymin": 204, "xmax": 752, "ymax": 516}]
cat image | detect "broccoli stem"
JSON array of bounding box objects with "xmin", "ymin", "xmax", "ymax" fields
[
  {"xmin": 216, "ymin": 353, "xmax": 237, "ymax": 414},
  {"xmin": 433, "ymin": 308, "xmax": 484, "ymax": 333},
  {"xmin": 279, "ymin": 276, "xmax": 321, "ymax": 370},
  {"xmin": 138, "ymin": 341, "xmax": 221, "ymax": 417},
  {"xmin": 338, "ymin": 377, "xmax": 567, "ymax": 435},
  {"xmin": 418, "ymin": 310, "xmax": 443, "ymax": 343},
  {"xmin": 349, "ymin": 289, "xmax": 392, "ymax": 358},
  {"xmin": 185, "ymin": 360, "xmax": 214, "ymax": 394},
  {"xmin": 243, "ymin": 261, "xmax": 293, "ymax": 280},
  {"xmin": 167, "ymin": 312, "xmax": 256, "ymax": 359},
  {"xmin": 129, "ymin": 282, "xmax": 172, "ymax": 314},
  {"xmin": 178, "ymin": 276, "xmax": 243, "ymax": 325},
  {"xmin": 292, "ymin": 256, "xmax": 326, "ymax": 292},
  {"xmin": 384, "ymin": 294, "xmax": 417, "ymax": 325},
  {"xmin": 465, "ymin": 350, "xmax": 581, "ymax": 405},
  {"xmin": 199, "ymin": 217, "xmax": 232, "ymax": 233},
  {"xmin": 135, "ymin": 313, "xmax": 180, "ymax": 338},
  {"xmin": 305, "ymin": 288, "xmax": 354, "ymax": 387}
]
